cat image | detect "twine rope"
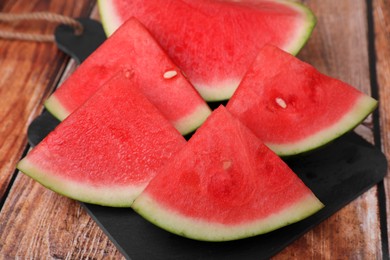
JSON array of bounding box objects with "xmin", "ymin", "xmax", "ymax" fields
[{"xmin": 0, "ymin": 12, "xmax": 83, "ymax": 42}]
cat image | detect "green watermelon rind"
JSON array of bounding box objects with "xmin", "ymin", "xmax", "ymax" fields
[
  {"xmin": 269, "ymin": 95, "xmax": 378, "ymax": 156},
  {"xmin": 132, "ymin": 192, "xmax": 324, "ymax": 241},
  {"xmin": 17, "ymin": 158, "xmax": 143, "ymax": 207},
  {"xmin": 173, "ymin": 104, "xmax": 212, "ymax": 135},
  {"xmin": 44, "ymin": 95, "xmax": 68, "ymax": 121},
  {"xmin": 98, "ymin": 0, "xmax": 121, "ymax": 36},
  {"xmin": 44, "ymin": 94, "xmax": 211, "ymax": 136},
  {"xmin": 281, "ymin": 0, "xmax": 317, "ymax": 56}
]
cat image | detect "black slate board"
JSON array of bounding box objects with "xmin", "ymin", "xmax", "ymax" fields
[
  {"xmin": 81, "ymin": 132, "xmax": 387, "ymax": 260},
  {"xmin": 27, "ymin": 19, "xmax": 387, "ymax": 260}
]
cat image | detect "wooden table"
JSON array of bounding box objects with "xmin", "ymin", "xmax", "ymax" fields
[{"xmin": 0, "ymin": 0, "xmax": 389, "ymax": 258}]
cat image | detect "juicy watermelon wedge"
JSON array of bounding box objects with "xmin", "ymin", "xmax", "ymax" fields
[
  {"xmin": 227, "ymin": 45, "xmax": 378, "ymax": 156},
  {"xmin": 132, "ymin": 106, "xmax": 324, "ymax": 241},
  {"xmin": 98, "ymin": 0, "xmax": 316, "ymax": 101},
  {"xmin": 45, "ymin": 17, "xmax": 211, "ymax": 135},
  {"xmin": 18, "ymin": 70, "xmax": 187, "ymax": 207}
]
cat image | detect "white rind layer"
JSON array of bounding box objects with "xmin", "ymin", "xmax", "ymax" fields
[
  {"xmin": 268, "ymin": 95, "xmax": 378, "ymax": 156},
  {"xmin": 173, "ymin": 104, "xmax": 212, "ymax": 135},
  {"xmin": 17, "ymin": 157, "xmax": 144, "ymax": 207},
  {"xmin": 279, "ymin": 0, "xmax": 317, "ymax": 55},
  {"xmin": 132, "ymin": 192, "xmax": 324, "ymax": 241},
  {"xmin": 98, "ymin": 0, "xmax": 121, "ymax": 36},
  {"xmin": 192, "ymin": 78, "xmax": 242, "ymax": 102},
  {"xmin": 44, "ymin": 94, "xmax": 69, "ymax": 121}
]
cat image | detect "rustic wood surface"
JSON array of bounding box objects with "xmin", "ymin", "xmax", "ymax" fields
[{"xmin": 0, "ymin": 0, "xmax": 388, "ymax": 259}]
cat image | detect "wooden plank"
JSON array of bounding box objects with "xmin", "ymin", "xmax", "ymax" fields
[
  {"xmin": 0, "ymin": 173, "xmax": 124, "ymax": 258},
  {"xmin": 0, "ymin": 2, "xmax": 124, "ymax": 258},
  {"xmin": 0, "ymin": 0, "xmax": 94, "ymax": 200},
  {"xmin": 299, "ymin": 0, "xmax": 375, "ymax": 143},
  {"xmin": 274, "ymin": 0, "xmax": 383, "ymax": 258},
  {"xmin": 373, "ymin": 0, "xmax": 390, "ymax": 255}
]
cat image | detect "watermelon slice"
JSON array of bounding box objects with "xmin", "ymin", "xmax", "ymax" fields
[
  {"xmin": 226, "ymin": 45, "xmax": 378, "ymax": 156},
  {"xmin": 17, "ymin": 70, "xmax": 187, "ymax": 207},
  {"xmin": 132, "ymin": 106, "xmax": 324, "ymax": 241},
  {"xmin": 98, "ymin": 0, "xmax": 316, "ymax": 101},
  {"xmin": 45, "ymin": 17, "xmax": 211, "ymax": 135}
]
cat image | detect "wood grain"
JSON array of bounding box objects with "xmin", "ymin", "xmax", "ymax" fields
[
  {"xmin": 373, "ymin": 0, "xmax": 390, "ymax": 255},
  {"xmin": 0, "ymin": 0, "xmax": 94, "ymax": 200},
  {"xmin": 0, "ymin": 0, "xmax": 122, "ymax": 259},
  {"xmin": 275, "ymin": 0, "xmax": 383, "ymax": 259},
  {"xmin": 0, "ymin": 173, "xmax": 124, "ymax": 259},
  {"xmin": 299, "ymin": 0, "xmax": 374, "ymax": 143},
  {"xmin": 0, "ymin": 1, "xmax": 124, "ymax": 258}
]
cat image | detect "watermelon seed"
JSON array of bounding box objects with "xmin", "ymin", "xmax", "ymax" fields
[
  {"xmin": 124, "ymin": 70, "xmax": 134, "ymax": 78},
  {"xmin": 222, "ymin": 160, "xmax": 232, "ymax": 170},
  {"xmin": 275, "ymin": 97, "xmax": 287, "ymax": 109},
  {"xmin": 163, "ymin": 70, "xmax": 178, "ymax": 79}
]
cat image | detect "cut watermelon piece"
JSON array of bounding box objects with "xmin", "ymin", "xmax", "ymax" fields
[
  {"xmin": 98, "ymin": 0, "xmax": 316, "ymax": 101},
  {"xmin": 45, "ymin": 17, "xmax": 211, "ymax": 135},
  {"xmin": 17, "ymin": 70, "xmax": 187, "ymax": 207},
  {"xmin": 132, "ymin": 106, "xmax": 324, "ymax": 241},
  {"xmin": 226, "ymin": 45, "xmax": 378, "ymax": 156}
]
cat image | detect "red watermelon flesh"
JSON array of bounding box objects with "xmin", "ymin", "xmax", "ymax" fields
[
  {"xmin": 132, "ymin": 106, "xmax": 324, "ymax": 241},
  {"xmin": 17, "ymin": 70, "xmax": 187, "ymax": 207},
  {"xmin": 226, "ymin": 45, "xmax": 378, "ymax": 156},
  {"xmin": 98, "ymin": 0, "xmax": 316, "ymax": 101},
  {"xmin": 45, "ymin": 17, "xmax": 211, "ymax": 135}
]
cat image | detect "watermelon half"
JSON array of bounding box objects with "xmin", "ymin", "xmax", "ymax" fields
[
  {"xmin": 45, "ymin": 17, "xmax": 211, "ymax": 135},
  {"xmin": 98, "ymin": 0, "xmax": 316, "ymax": 101},
  {"xmin": 226, "ymin": 45, "xmax": 378, "ymax": 156},
  {"xmin": 132, "ymin": 106, "xmax": 324, "ymax": 241},
  {"xmin": 18, "ymin": 70, "xmax": 187, "ymax": 207}
]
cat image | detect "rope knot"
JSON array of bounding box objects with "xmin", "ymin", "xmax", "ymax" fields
[{"xmin": 0, "ymin": 12, "xmax": 83, "ymax": 42}]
